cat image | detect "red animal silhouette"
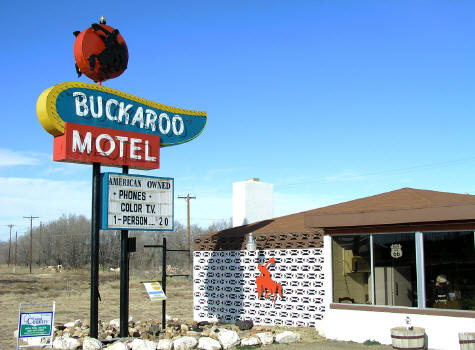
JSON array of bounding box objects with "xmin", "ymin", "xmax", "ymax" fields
[{"xmin": 256, "ymin": 257, "xmax": 283, "ymax": 302}]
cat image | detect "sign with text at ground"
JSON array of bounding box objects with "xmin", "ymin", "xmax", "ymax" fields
[
  {"xmin": 18, "ymin": 312, "xmax": 53, "ymax": 338},
  {"xmin": 143, "ymin": 282, "xmax": 167, "ymax": 301},
  {"xmin": 101, "ymin": 173, "xmax": 173, "ymax": 231}
]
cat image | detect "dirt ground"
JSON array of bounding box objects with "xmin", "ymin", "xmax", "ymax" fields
[{"xmin": 0, "ymin": 265, "xmax": 392, "ymax": 349}]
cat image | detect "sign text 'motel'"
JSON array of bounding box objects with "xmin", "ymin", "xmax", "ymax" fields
[
  {"xmin": 101, "ymin": 173, "xmax": 174, "ymax": 231},
  {"xmin": 37, "ymin": 81, "xmax": 207, "ymax": 170}
]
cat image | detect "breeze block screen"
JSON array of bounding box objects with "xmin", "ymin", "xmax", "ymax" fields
[{"xmin": 193, "ymin": 231, "xmax": 327, "ymax": 327}]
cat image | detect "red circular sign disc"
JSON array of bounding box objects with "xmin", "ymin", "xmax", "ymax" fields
[{"xmin": 73, "ymin": 24, "xmax": 128, "ymax": 83}]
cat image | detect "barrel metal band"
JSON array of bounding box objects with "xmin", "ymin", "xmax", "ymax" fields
[
  {"xmin": 460, "ymin": 340, "xmax": 475, "ymax": 344},
  {"xmin": 391, "ymin": 335, "xmax": 424, "ymax": 340}
]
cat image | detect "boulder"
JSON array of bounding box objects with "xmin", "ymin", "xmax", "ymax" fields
[
  {"xmin": 82, "ymin": 337, "xmax": 103, "ymax": 350},
  {"xmin": 109, "ymin": 319, "xmax": 120, "ymax": 328},
  {"xmin": 130, "ymin": 338, "xmax": 157, "ymax": 350},
  {"xmin": 217, "ymin": 329, "xmax": 240, "ymax": 350},
  {"xmin": 255, "ymin": 332, "xmax": 274, "ymax": 345},
  {"xmin": 52, "ymin": 336, "xmax": 81, "ymax": 349},
  {"xmin": 198, "ymin": 337, "xmax": 222, "ymax": 350},
  {"xmin": 105, "ymin": 341, "xmax": 128, "ymax": 350},
  {"xmin": 157, "ymin": 338, "xmax": 173, "ymax": 350},
  {"xmin": 64, "ymin": 320, "xmax": 81, "ymax": 328},
  {"xmin": 173, "ymin": 336, "xmax": 198, "ymax": 350},
  {"xmin": 240, "ymin": 336, "xmax": 260, "ymax": 346},
  {"xmin": 235, "ymin": 320, "xmax": 253, "ymax": 331},
  {"xmin": 275, "ymin": 331, "xmax": 301, "ymax": 344}
]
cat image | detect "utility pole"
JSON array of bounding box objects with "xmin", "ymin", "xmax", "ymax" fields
[
  {"xmin": 178, "ymin": 194, "xmax": 196, "ymax": 275},
  {"xmin": 39, "ymin": 222, "xmax": 42, "ymax": 266},
  {"xmin": 6, "ymin": 224, "xmax": 14, "ymax": 266},
  {"xmin": 14, "ymin": 231, "xmax": 18, "ymax": 274},
  {"xmin": 23, "ymin": 216, "xmax": 39, "ymax": 274}
]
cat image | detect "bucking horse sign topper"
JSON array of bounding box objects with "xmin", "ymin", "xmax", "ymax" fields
[{"xmin": 73, "ymin": 17, "xmax": 128, "ymax": 84}]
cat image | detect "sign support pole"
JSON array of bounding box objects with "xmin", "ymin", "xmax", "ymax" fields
[
  {"xmin": 119, "ymin": 166, "xmax": 129, "ymax": 338},
  {"xmin": 162, "ymin": 237, "xmax": 167, "ymax": 331},
  {"xmin": 90, "ymin": 162, "xmax": 101, "ymax": 339}
]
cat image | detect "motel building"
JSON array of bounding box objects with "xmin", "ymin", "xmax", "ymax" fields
[{"xmin": 192, "ymin": 186, "xmax": 475, "ymax": 350}]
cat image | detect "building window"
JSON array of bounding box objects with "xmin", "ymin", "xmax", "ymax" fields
[
  {"xmin": 424, "ymin": 231, "xmax": 475, "ymax": 310},
  {"xmin": 332, "ymin": 235, "xmax": 371, "ymax": 304},
  {"xmin": 373, "ymin": 233, "xmax": 417, "ymax": 307},
  {"xmin": 332, "ymin": 231, "xmax": 475, "ymax": 312}
]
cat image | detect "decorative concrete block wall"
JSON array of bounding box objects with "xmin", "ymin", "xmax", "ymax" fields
[{"xmin": 193, "ymin": 247, "xmax": 327, "ymax": 327}]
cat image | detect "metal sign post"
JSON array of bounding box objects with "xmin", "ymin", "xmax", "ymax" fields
[
  {"xmin": 120, "ymin": 166, "xmax": 129, "ymax": 338},
  {"xmin": 144, "ymin": 237, "xmax": 190, "ymax": 331},
  {"xmin": 90, "ymin": 163, "xmax": 101, "ymax": 339}
]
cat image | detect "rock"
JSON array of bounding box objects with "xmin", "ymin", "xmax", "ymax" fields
[
  {"xmin": 13, "ymin": 330, "xmax": 18, "ymax": 339},
  {"xmin": 235, "ymin": 320, "xmax": 253, "ymax": 331},
  {"xmin": 140, "ymin": 333, "xmax": 151, "ymax": 340},
  {"xmin": 110, "ymin": 319, "xmax": 120, "ymax": 328},
  {"xmin": 161, "ymin": 331, "xmax": 173, "ymax": 339},
  {"xmin": 190, "ymin": 324, "xmax": 203, "ymax": 332},
  {"xmin": 53, "ymin": 336, "xmax": 81, "ymax": 349},
  {"xmin": 82, "ymin": 337, "xmax": 103, "ymax": 350},
  {"xmin": 73, "ymin": 329, "xmax": 88, "ymax": 338},
  {"xmin": 106, "ymin": 341, "xmax": 128, "ymax": 350},
  {"xmin": 186, "ymin": 331, "xmax": 202, "ymax": 337},
  {"xmin": 129, "ymin": 328, "xmax": 140, "ymax": 337},
  {"xmin": 197, "ymin": 321, "xmax": 209, "ymax": 327},
  {"xmin": 64, "ymin": 320, "xmax": 81, "ymax": 328},
  {"xmin": 255, "ymin": 332, "xmax": 274, "ymax": 345},
  {"xmin": 157, "ymin": 338, "xmax": 173, "ymax": 350},
  {"xmin": 173, "ymin": 336, "xmax": 198, "ymax": 350},
  {"xmin": 198, "ymin": 337, "xmax": 222, "ymax": 350},
  {"xmin": 149, "ymin": 324, "xmax": 160, "ymax": 336},
  {"xmin": 181, "ymin": 323, "xmax": 189, "ymax": 334},
  {"xmin": 240, "ymin": 336, "xmax": 260, "ymax": 346},
  {"xmin": 130, "ymin": 338, "xmax": 157, "ymax": 350},
  {"xmin": 275, "ymin": 331, "xmax": 301, "ymax": 344},
  {"xmin": 217, "ymin": 329, "xmax": 240, "ymax": 350}
]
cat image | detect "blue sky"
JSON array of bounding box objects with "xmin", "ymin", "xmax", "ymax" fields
[{"xmin": 1, "ymin": 1, "xmax": 475, "ymax": 241}]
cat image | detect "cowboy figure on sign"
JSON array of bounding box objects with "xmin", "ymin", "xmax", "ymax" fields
[{"xmin": 256, "ymin": 257, "xmax": 283, "ymax": 302}]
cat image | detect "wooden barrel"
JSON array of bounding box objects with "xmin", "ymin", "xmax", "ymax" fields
[
  {"xmin": 459, "ymin": 333, "xmax": 475, "ymax": 350},
  {"xmin": 390, "ymin": 327, "xmax": 425, "ymax": 350}
]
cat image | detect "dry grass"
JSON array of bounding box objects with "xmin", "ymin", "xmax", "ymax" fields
[
  {"xmin": 0, "ymin": 265, "xmax": 392, "ymax": 350},
  {"xmin": 0, "ymin": 264, "xmax": 192, "ymax": 349}
]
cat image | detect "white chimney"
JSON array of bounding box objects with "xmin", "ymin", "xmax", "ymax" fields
[{"xmin": 232, "ymin": 178, "xmax": 273, "ymax": 227}]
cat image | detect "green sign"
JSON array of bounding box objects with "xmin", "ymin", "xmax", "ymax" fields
[{"xmin": 19, "ymin": 312, "xmax": 53, "ymax": 338}]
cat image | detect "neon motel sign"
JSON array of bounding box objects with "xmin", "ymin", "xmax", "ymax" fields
[{"xmin": 37, "ymin": 82, "xmax": 207, "ymax": 169}]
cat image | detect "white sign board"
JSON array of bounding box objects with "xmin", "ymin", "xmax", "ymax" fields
[
  {"xmin": 143, "ymin": 282, "xmax": 167, "ymax": 301},
  {"xmin": 17, "ymin": 302, "xmax": 55, "ymax": 349},
  {"xmin": 101, "ymin": 173, "xmax": 174, "ymax": 231}
]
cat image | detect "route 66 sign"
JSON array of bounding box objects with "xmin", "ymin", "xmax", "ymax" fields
[{"xmin": 390, "ymin": 244, "xmax": 402, "ymax": 259}]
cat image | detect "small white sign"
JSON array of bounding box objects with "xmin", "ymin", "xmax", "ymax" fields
[
  {"xmin": 390, "ymin": 244, "xmax": 403, "ymax": 259},
  {"xmin": 17, "ymin": 302, "xmax": 55, "ymax": 350},
  {"xmin": 102, "ymin": 173, "xmax": 174, "ymax": 231},
  {"xmin": 144, "ymin": 282, "xmax": 167, "ymax": 301}
]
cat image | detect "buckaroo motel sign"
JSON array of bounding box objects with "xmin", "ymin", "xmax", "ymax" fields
[
  {"xmin": 36, "ymin": 82, "xmax": 206, "ymax": 339},
  {"xmin": 37, "ymin": 81, "xmax": 207, "ymax": 168}
]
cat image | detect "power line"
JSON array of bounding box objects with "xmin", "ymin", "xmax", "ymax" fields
[{"xmin": 277, "ymin": 156, "xmax": 475, "ymax": 188}]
